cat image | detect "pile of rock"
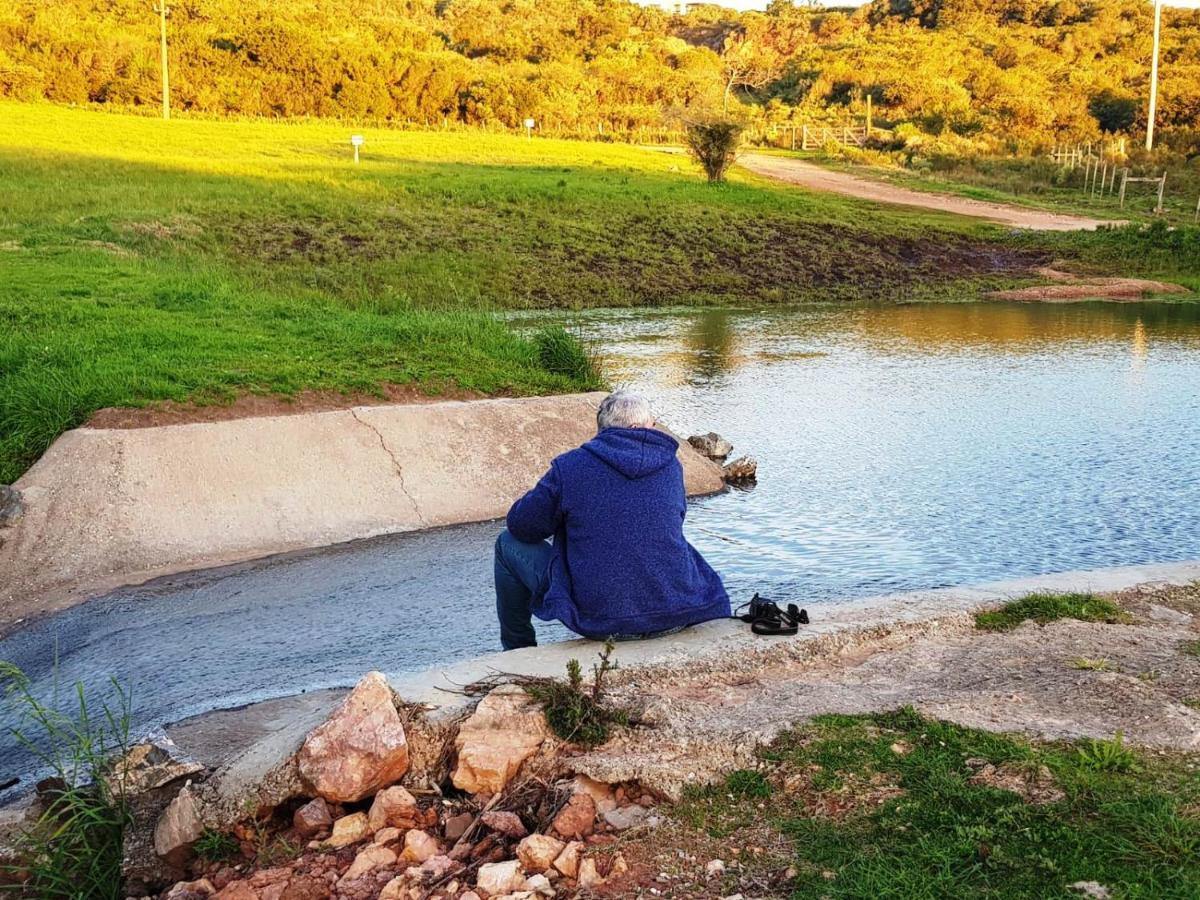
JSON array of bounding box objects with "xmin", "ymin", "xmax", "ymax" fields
[
  {"xmin": 147, "ymin": 675, "xmax": 647, "ymax": 900},
  {"xmin": 686, "ymin": 433, "xmax": 756, "ymax": 485}
]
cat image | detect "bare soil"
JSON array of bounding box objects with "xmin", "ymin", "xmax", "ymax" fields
[
  {"xmin": 85, "ymin": 383, "xmax": 485, "ymax": 429},
  {"xmin": 739, "ymin": 154, "xmax": 1118, "ymax": 232},
  {"xmin": 570, "ymin": 582, "xmax": 1200, "ymax": 801}
]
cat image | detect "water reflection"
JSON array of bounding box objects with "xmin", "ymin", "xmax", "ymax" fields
[
  {"xmin": 533, "ymin": 301, "xmax": 1200, "ymax": 605},
  {"xmin": 685, "ymin": 308, "xmax": 737, "ymax": 382}
]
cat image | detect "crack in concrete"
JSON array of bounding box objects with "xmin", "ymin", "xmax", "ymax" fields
[{"xmin": 350, "ymin": 409, "xmax": 428, "ymax": 527}]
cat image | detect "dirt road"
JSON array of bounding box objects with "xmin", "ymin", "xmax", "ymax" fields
[{"xmin": 740, "ymin": 153, "xmax": 1118, "ymax": 232}]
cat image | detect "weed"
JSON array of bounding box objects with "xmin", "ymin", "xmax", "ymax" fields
[
  {"xmin": 521, "ymin": 640, "xmax": 629, "ymax": 748},
  {"xmin": 975, "ymin": 592, "xmax": 1129, "ymax": 632},
  {"xmin": 1180, "ymin": 639, "xmax": 1200, "ymax": 658},
  {"xmin": 1183, "ymin": 698, "xmax": 1200, "ymax": 710},
  {"xmin": 725, "ymin": 769, "xmax": 771, "ymax": 799},
  {"xmin": 0, "ymin": 663, "xmax": 132, "ymax": 899},
  {"xmin": 533, "ymin": 326, "xmax": 603, "ymax": 388},
  {"xmin": 1070, "ymin": 657, "xmax": 1113, "ymax": 671},
  {"xmin": 194, "ymin": 827, "xmax": 239, "ymax": 864},
  {"xmin": 1077, "ymin": 731, "xmax": 1137, "ymax": 773}
]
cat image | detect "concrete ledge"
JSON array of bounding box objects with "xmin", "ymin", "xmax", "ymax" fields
[
  {"xmin": 386, "ymin": 558, "xmax": 1200, "ymax": 712},
  {"xmin": 0, "ymin": 394, "xmax": 725, "ymax": 624},
  {"xmin": 163, "ymin": 559, "xmax": 1200, "ymax": 814}
]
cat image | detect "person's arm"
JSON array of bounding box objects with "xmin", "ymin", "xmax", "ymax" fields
[{"xmin": 506, "ymin": 462, "xmax": 563, "ymax": 542}]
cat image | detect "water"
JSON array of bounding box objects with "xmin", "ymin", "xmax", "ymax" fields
[{"xmin": 2, "ymin": 301, "xmax": 1199, "ymax": 789}]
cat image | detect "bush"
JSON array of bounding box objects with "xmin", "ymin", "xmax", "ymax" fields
[{"xmin": 684, "ymin": 119, "xmax": 744, "ymax": 183}]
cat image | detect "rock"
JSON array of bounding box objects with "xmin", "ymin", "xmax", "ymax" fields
[
  {"xmin": 213, "ymin": 882, "xmax": 259, "ymax": 900},
  {"xmin": 154, "ymin": 785, "xmax": 207, "ymax": 868},
  {"xmin": 482, "ymin": 810, "xmax": 528, "ymax": 839},
  {"xmin": 340, "ymin": 844, "xmax": 397, "ymax": 883},
  {"xmin": 1069, "ymin": 883, "xmax": 1113, "ymax": 899},
  {"xmin": 687, "ymin": 433, "xmax": 733, "ymax": 461},
  {"xmin": 477, "ymin": 859, "xmax": 527, "ymax": 896},
  {"xmin": 571, "ymin": 775, "xmax": 617, "ymax": 814},
  {"xmin": 551, "ymin": 841, "xmax": 584, "ymax": 878},
  {"xmin": 166, "ymin": 879, "xmax": 216, "ymax": 898},
  {"xmin": 400, "ymin": 828, "xmax": 441, "ymax": 863},
  {"xmin": 516, "ymin": 834, "xmax": 565, "ymax": 873},
  {"xmin": 408, "ymin": 853, "xmax": 456, "ymax": 882},
  {"xmin": 706, "ymin": 859, "xmax": 725, "ymax": 878},
  {"xmin": 373, "ymin": 826, "xmax": 402, "ymax": 845},
  {"xmin": 368, "ymin": 785, "xmax": 420, "ymax": 832},
  {"xmin": 525, "ymin": 873, "xmax": 554, "ymax": 896},
  {"xmin": 444, "ymin": 811, "xmax": 474, "ymax": 842},
  {"xmin": 325, "ymin": 811, "xmax": 370, "ymax": 848},
  {"xmin": 602, "ymin": 805, "xmax": 651, "ymax": 831},
  {"xmin": 452, "ymin": 686, "xmax": 550, "ymax": 795},
  {"xmin": 378, "ymin": 877, "xmax": 407, "ymax": 900},
  {"xmin": 107, "ymin": 737, "xmax": 205, "ymax": 798},
  {"xmin": 297, "ymin": 672, "xmax": 410, "ymax": 803},
  {"xmin": 293, "ymin": 797, "xmax": 333, "ymax": 839},
  {"xmin": 551, "ymin": 792, "xmax": 595, "ymax": 840},
  {"xmin": 577, "ymin": 857, "xmax": 603, "ymax": 889},
  {"xmin": 0, "ymin": 486, "xmax": 22, "ymax": 528},
  {"xmin": 722, "ymin": 456, "xmax": 757, "ymax": 483},
  {"xmin": 461, "ymin": 893, "xmax": 482, "ymax": 900},
  {"xmin": 119, "ymin": 740, "xmax": 209, "ymax": 893}
]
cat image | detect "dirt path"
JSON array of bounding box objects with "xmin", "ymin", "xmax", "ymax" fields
[{"xmin": 740, "ymin": 153, "xmax": 1119, "ymax": 232}]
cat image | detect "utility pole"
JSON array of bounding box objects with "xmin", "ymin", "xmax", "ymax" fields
[
  {"xmin": 1146, "ymin": 0, "xmax": 1162, "ymax": 151},
  {"xmin": 155, "ymin": 3, "xmax": 170, "ymax": 120}
]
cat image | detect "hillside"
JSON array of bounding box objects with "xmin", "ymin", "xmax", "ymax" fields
[{"xmin": 1, "ymin": 0, "xmax": 1198, "ymax": 149}]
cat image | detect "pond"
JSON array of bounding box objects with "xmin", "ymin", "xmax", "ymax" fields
[{"xmin": 1, "ymin": 301, "xmax": 1199, "ymax": 790}]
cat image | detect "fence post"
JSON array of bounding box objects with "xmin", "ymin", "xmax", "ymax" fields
[
  {"xmin": 1156, "ymin": 173, "xmax": 1166, "ymax": 214},
  {"xmin": 1119, "ymin": 169, "xmax": 1129, "ymax": 208}
]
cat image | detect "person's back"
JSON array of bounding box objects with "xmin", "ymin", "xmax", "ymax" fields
[{"xmin": 494, "ymin": 391, "xmax": 730, "ymax": 649}]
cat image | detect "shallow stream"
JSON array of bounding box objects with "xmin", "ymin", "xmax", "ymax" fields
[{"xmin": 2, "ymin": 301, "xmax": 1199, "ymax": 790}]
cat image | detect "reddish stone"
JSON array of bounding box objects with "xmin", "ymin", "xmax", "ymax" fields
[{"xmin": 551, "ymin": 792, "xmax": 595, "ymax": 840}]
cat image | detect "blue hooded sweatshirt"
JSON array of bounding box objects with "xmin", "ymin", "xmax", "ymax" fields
[{"xmin": 506, "ymin": 426, "xmax": 730, "ymax": 638}]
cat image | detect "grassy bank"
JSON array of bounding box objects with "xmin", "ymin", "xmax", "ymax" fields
[
  {"xmin": 675, "ymin": 709, "xmax": 1199, "ymax": 899},
  {"xmin": 0, "ymin": 102, "xmax": 1191, "ymax": 481}
]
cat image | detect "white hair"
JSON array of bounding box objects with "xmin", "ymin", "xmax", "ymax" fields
[{"xmin": 597, "ymin": 390, "xmax": 654, "ymax": 430}]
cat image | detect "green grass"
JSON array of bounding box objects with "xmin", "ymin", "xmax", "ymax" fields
[
  {"xmin": 1, "ymin": 102, "xmax": 1195, "ymax": 481},
  {"xmin": 975, "ymin": 592, "xmax": 1130, "ymax": 632},
  {"xmin": 1181, "ymin": 640, "xmax": 1200, "ymax": 658},
  {"xmin": 678, "ymin": 709, "xmax": 1200, "ymax": 899}
]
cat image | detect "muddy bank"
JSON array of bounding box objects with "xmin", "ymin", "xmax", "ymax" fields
[
  {"xmin": 988, "ymin": 266, "xmax": 1192, "ymax": 302},
  {"xmin": 0, "ymin": 394, "xmax": 725, "ymax": 629}
]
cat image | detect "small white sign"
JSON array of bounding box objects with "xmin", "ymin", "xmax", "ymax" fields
[
  {"xmin": 523, "ymin": 118, "xmax": 535, "ymax": 130},
  {"xmin": 350, "ymin": 134, "xmax": 365, "ymax": 146}
]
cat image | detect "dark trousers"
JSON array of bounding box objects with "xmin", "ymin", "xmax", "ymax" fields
[{"xmin": 494, "ymin": 529, "xmax": 553, "ymax": 650}]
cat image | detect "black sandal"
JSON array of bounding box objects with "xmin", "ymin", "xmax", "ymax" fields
[{"xmin": 734, "ymin": 593, "xmax": 809, "ymax": 636}]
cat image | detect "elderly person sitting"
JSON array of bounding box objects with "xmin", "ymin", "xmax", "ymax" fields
[{"xmin": 494, "ymin": 390, "xmax": 730, "ymax": 649}]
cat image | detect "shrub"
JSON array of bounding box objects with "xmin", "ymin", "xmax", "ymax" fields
[
  {"xmin": 522, "ymin": 640, "xmax": 629, "ymax": 747},
  {"xmin": 684, "ymin": 119, "xmax": 744, "ymax": 183},
  {"xmin": 0, "ymin": 663, "xmax": 132, "ymax": 899}
]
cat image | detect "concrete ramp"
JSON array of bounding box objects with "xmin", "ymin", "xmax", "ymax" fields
[{"xmin": 0, "ymin": 394, "xmax": 725, "ymax": 625}]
